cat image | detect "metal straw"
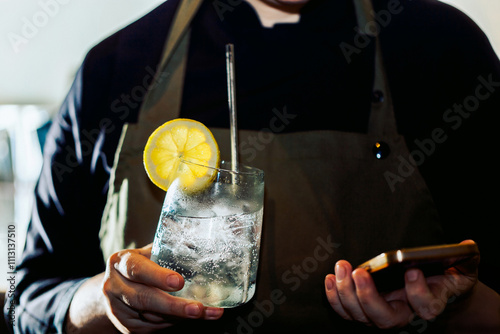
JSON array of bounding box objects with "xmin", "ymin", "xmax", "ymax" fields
[{"xmin": 225, "ymin": 43, "xmax": 239, "ymax": 172}]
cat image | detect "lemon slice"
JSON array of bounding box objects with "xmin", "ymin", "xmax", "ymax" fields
[{"xmin": 143, "ymin": 119, "xmax": 220, "ymax": 191}]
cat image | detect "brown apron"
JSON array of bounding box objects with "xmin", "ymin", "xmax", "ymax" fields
[{"xmin": 100, "ymin": 0, "xmax": 444, "ymax": 331}]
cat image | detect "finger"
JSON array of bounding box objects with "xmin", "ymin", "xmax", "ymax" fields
[
  {"xmin": 137, "ymin": 306, "xmax": 224, "ymax": 325},
  {"xmin": 138, "ymin": 243, "xmax": 154, "ymax": 258},
  {"xmin": 439, "ymin": 240, "xmax": 480, "ymax": 273},
  {"xmin": 335, "ymin": 261, "xmax": 371, "ymax": 324},
  {"xmin": 139, "ymin": 311, "xmax": 169, "ymax": 323},
  {"xmin": 405, "ymin": 269, "xmax": 446, "ymax": 320},
  {"xmin": 325, "ymin": 274, "xmax": 353, "ymax": 321},
  {"xmin": 111, "ymin": 297, "xmax": 171, "ymax": 327},
  {"xmin": 138, "ymin": 306, "xmax": 224, "ymax": 323},
  {"xmin": 203, "ymin": 307, "xmax": 225, "ymax": 320},
  {"xmin": 111, "ymin": 276, "xmax": 206, "ymax": 319},
  {"xmin": 108, "ymin": 300, "xmax": 174, "ymax": 333},
  {"xmin": 105, "ymin": 265, "xmax": 224, "ymax": 322},
  {"xmin": 102, "ymin": 278, "xmax": 174, "ymax": 332},
  {"xmin": 142, "ymin": 241, "xmax": 223, "ymax": 318},
  {"xmin": 110, "ymin": 250, "xmax": 184, "ymax": 292},
  {"xmin": 454, "ymin": 240, "xmax": 480, "ymax": 276},
  {"xmin": 352, "ymin": 268, "xmax": 411, "ymax": 329}
]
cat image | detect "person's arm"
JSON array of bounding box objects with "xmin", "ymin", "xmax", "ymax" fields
[{"xmin": 1, "ymin": 62, "xmax": 110, "ymax": 333}]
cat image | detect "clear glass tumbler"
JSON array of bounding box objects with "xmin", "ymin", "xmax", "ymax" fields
[{"xmin": 150, "ymin": 160, "xmax": 265, "ymax": 308}]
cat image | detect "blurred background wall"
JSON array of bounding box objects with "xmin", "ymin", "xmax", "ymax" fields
[
  {"xmin": 0, "ymin": 0, "xmax": 499, "ymax": 297},
  {"xmin": 439, "ymin": 0, "xmax": 500, "ymax": 57}
]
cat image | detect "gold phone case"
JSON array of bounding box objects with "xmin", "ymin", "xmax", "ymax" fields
[{"xmin": 357, "ymin": 243, "xmax": 479, "ymax": 291}]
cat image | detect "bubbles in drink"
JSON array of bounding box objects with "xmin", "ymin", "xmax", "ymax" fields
[{"xmin": 151, "ymin": 204, "xmax": 263, "ymax": 308}]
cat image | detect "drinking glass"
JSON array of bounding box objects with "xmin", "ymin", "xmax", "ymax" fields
[{"xmin": 150, "ymin": 160, "xmax": 265, "ymax": 308}]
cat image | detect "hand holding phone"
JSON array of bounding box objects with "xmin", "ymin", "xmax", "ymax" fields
[{"xmin": 356, "ymin": 243, "xmax": 479, "ymax": 292}]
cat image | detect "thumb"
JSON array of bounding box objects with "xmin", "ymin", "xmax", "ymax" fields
[
  {"xmin": 138, "ymin": 243, "xmax": 154, "ymax": 259},
  {"xmin": 448, "ymin": 240, "xmax": 480, "ymax": 278}
]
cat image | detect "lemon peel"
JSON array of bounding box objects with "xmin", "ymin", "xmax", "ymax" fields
[{"xmin": 143, "ymin": 119, "xmax": 220, "ymax": 191}]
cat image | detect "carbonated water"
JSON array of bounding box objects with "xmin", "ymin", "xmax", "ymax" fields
[{"xmin": 151, "ymin": 206, "xmax": 263, "ymax": 308}]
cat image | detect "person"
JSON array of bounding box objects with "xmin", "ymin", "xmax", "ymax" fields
[{"xmin": 4, "ymin": 0, "xmax": 500, "ymax": 333}]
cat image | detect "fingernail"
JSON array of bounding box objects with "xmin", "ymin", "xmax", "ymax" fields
[
  {"xmin": 406, "ymin": 269, "xmax": 418, "ymax": 282},
  {"xmin": 336, "ymin": 264, "xmax": 345, "ymax": 282},
  {"xmin": 325, "ymin": 277, "xmax": 334, "ymax": 291},
  {"xmin": 353, "ymin": 271, "xmax": 367, "ymax": 289},
  {"xmin": 185, "ymin": 303, "xmax": 202, "ymax": 318},
  {"xmin": 167, "ymin": 275, "xmax": 180, "ymax": 289},
  {"xmin": 205, "ymin": 307, "xmax": 223, "ymax": 319}
]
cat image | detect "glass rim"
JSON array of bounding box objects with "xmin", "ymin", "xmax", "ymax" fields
[{"xmin": 181, "ymin": 159, "xmax": 264, "ymax": 177}]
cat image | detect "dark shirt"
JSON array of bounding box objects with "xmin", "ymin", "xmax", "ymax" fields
[{"xmin": 5, "ymin": 0, "xmax": 500, "ymax": 332}]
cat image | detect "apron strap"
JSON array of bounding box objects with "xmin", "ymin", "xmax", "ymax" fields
[
  {"xmin": 158, "ymin": 0, "xmax": 202, "ymax": 71},
  {"xmin": 138, "ymin": 0, "xmax": 203, "ymax": 126},
  {"xmin": 99, "ymin": 0, "xmax": 203, "ymax": 259},
  {"xmin": 353, "ymin": 0, "xmax": 398, "ymax": 137}
]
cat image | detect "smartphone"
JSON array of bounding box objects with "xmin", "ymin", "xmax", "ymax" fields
[{"xmin": 356, "ymin": 243, "xmax": 479, "ymax": 292}]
